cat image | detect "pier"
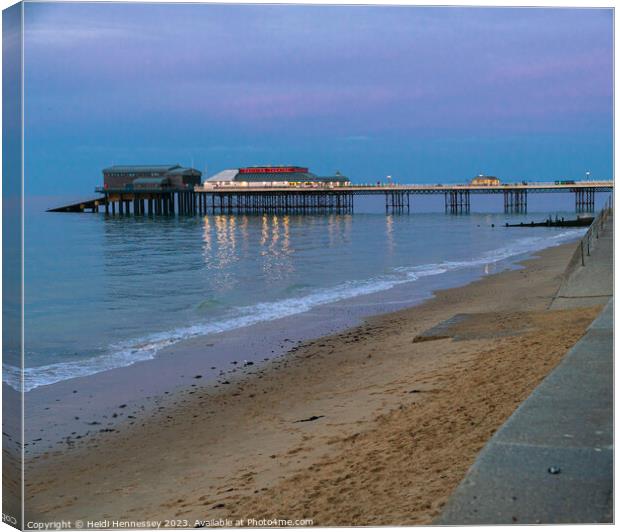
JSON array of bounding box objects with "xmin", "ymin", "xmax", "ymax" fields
[
  {"xmin": 49, "ymin": 181, "xmax": 613, "ymax": 216},
  {"xmin": 193, "ymin": 181, "xmax": 613, "ymax": 215}
]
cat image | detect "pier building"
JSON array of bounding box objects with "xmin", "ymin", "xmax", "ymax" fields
[
  {"xmin": 204, "ymin": 166, "xmax": 350, "ymax": 187},
  {"xmin": 102, "ymin": 165, "xmax": 202, "ymax": 190},
  {"xmin": 92, "ymin": 164, "xmax": 203, "ymax": 216}
]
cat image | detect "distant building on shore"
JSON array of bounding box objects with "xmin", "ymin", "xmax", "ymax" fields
[
  {"xmin": 470, "ymin": 174, "xmax": 500, "ymax": 186},
  {"xmin": 102, "ymin": 165, "xmax": 202, "ymax": 190},
  {"xmin": 204, "ymin": 165, "xmax": 350, "ymax": 187}
]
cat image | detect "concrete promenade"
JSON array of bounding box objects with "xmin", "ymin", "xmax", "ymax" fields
[
  {"xmin": 437, "ymin": 215, "xmax": 613, "ymax": 524},
  {"xmin": 551, "ymin": 213, "xmax": 613, "ymax": 310}
]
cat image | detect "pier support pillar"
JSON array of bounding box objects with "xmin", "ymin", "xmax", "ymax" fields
[
  {"xmin": 445, "ymin": 190, "xmax": 470, "ymax": 214},
  {"xmin": 205, "ymin": 190, "xmax": 354, "ymax": 215},
  {"xmin": 575, "ymin": 188, "xmax": 595, "ymax": 212},
  {"xmin": 504, "ymin": 189, "xmax": 527, "ymax": 213},
  {"xmin": 384, "ymin": 191, "xmax": 409, "ymax": 214}
]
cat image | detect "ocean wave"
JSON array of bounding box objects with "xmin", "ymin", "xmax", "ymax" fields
[{"xmin": 5, "ymin": 229, "xmax": 583, "ymax": 392}]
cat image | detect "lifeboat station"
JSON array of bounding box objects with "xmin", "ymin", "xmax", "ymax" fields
[{"xmin": 93, "ymin": 164, "xmax": 203, "ymax": 215}]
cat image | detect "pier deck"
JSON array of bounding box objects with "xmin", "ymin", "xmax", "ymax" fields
[{"xmin": 48, "ymin": 181, "xmax": 613, "ymax": 216}]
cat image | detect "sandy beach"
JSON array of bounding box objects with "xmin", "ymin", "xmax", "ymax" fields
[{"xmin": 24, "ymin": 241, "xmax": 601, "ymax": 526}]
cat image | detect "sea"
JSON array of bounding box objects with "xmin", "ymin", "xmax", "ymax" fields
[{"xmin": 6, "ymin": 191, "xmax": 607, "ymax": 393}]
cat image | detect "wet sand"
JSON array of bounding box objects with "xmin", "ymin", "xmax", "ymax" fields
[{"xmin": 25, "ymin": 242, "xmax": 601, "ymax": 526}]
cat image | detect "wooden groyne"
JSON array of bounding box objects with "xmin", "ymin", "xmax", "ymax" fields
[{"xmin": 505, "ymin": 216, "xmax": 594, "ymax": 228}]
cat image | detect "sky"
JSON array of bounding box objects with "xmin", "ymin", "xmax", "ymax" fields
[{"xmin": 21, "ymin": 3, "xmax": 613, "ymax": 194}]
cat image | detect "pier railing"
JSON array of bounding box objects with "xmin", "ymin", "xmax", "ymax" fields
[{"xmin": 567, "ymin": 194, "xmax": 613, "ymax": 271}]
